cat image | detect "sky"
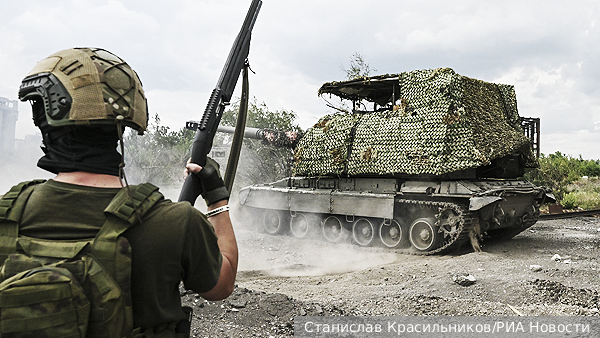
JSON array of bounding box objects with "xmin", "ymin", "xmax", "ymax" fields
[{"xmin": 1, "ymin": 0, "xmax": 599, "ymax": 160}]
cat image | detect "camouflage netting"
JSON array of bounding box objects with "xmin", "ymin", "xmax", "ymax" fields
[{"xmin": 293, "ymin": 68, "xmax": 537, "ymax": 177}]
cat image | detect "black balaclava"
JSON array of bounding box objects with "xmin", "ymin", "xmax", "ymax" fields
[{"xmin": 32, "ymin": 100, "xmax": 122, "ymax": 176}]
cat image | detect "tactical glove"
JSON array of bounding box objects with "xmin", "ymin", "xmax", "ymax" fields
[{"xmin": 194, "ymin": 157, "xmax": 230, "ymax": 206}]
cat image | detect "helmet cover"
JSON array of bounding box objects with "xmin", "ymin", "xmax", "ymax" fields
[{"xmin": 18, "ymin": 47, "xmax": 147, "ymax": 134}]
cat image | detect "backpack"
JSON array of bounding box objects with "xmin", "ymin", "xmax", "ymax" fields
[{"xmin": 0, "ymin": 180, "xmax": 163, "ymax": 338}]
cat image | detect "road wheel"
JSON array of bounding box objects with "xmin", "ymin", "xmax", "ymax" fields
[
  {"xmin": 352, "ymin": 218, "xmax": 375, "ymax": 246},
  {"xmin": 290, "ymin": 213, "xmax": 311, "ymax": 238},
  {"xmin": 379, "ymin": 219, "xmax": 405, "ymax": 248},
  {"xmin": 409, "ymin": 217, "xmax": 443, "ymax": 251},
  {"xmin": 322, "ymin": 216, "xmax": 345, "ymax": 243},
  {"xmin": 263, "ymin": 209, "xmax": 287, "ymax": 235}
]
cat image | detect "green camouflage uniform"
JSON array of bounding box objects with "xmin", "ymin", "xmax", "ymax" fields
[{"xmin": 16, "ymin": 179, "xmax": 222, "ymax": 331}]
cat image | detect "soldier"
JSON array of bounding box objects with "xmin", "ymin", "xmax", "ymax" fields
[{"xmin": 2, "ymin": 47, "xmax": 237, "ymax": 337}]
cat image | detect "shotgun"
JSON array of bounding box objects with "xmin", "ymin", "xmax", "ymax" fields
[{"xmin": 179, "ymin": 0, "xmax": 262, "ymax": 205}]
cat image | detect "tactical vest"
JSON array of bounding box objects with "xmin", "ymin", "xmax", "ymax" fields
[{"xmin": 0, "ymin": 180, "xmax": 163, "ymax": 338}]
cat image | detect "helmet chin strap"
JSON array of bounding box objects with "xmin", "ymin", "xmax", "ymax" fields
[{"xmin": 115, "ymin": 116, "xmax": 128, "ymax": 188}]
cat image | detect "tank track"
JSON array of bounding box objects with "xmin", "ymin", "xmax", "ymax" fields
[
  {"xmin": 250, "ymin": 198, "xmax": 480, "ymax": 255},
  {"xmin": 394, "ymin": 198, "xmax": 478, "ymax": 255}
]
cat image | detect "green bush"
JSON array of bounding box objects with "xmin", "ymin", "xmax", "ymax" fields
[
  {"xmin": 560, "ymin": 193, "xmax": 578, "ymax": 209},
  {"xmin": 560, "ymin": 177, "xmax": 600, "ymax": 210},
  {"xmin": 561, "ymin": 191, "xmax": 600, "ymax": 210},
  {"xmin": 582, "ymin": 160, "xmax": 600, "ymax": 177},
  {"xmin": 524, "ymin": 151, "xmax": 600, "ymax": 204}
]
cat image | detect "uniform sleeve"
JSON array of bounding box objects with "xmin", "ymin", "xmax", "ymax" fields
[{"xmin": 180, "ymin": 208, "xmax": 223, "ymax": 293}]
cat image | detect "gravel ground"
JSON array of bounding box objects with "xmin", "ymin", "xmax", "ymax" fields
[{"xmin": 182, "ymin": 215, "xmax": 600, "ymax": 337}]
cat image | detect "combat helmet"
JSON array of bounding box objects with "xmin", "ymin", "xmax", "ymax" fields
[{"xmin": 18, "ymin": 47, "xmax": 147, "ymax": 134}]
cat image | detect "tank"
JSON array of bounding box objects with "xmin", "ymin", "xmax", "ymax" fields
[{"xmin": 232, "ymin": 68, "xmax": 555, "ymax": 254}]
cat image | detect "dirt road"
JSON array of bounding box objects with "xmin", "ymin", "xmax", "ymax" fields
[{"xmin": 183, "ymin": 216, "xmax": 600, "ymax": 337}]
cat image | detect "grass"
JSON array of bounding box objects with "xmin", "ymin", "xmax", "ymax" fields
[{"xmin": 561, "ymin": 177, "xmax": 600, "ymax": 210}]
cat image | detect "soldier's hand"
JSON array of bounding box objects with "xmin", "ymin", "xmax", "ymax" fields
[{"xmin": 185, "ymin": 158, "xmax": 229, "ymax": 206}]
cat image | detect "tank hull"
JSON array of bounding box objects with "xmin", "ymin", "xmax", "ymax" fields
[{"xmin": 238, "ymin": 177, "xmax": 553, "ymax": 254}]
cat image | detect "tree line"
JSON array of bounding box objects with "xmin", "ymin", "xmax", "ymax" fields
[{"xmin": 123, "ymin": 97, "xmax": 301, "ymax": 197}]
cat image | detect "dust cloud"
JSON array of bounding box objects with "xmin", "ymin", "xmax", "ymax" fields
[
  {"xmin": 0, "ymin": 145, "xmax": 52, "ymax": 194},
  {"xmin": 0, "ymin": 133, "xmax": 398, "ymax": 278},
  {"xmin": 230, "ymin": 202, "xmax": 400, "ymax": 278}
]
